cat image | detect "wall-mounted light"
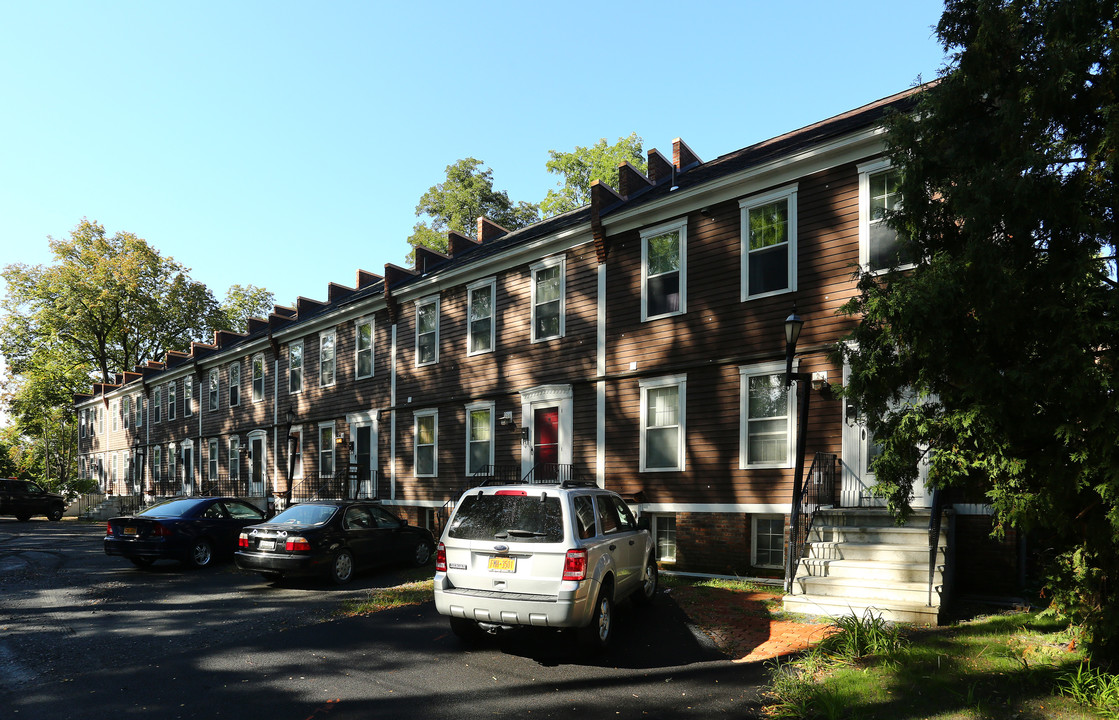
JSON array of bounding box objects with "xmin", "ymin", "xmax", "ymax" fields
[{"xmin": 499, "ymin": 411, "xmax": 513, "ymax": 427}]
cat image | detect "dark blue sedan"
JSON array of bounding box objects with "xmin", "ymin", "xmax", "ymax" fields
[{"xmin": 105, "ymin": 497, "xmax": 266, "ymax": 568}]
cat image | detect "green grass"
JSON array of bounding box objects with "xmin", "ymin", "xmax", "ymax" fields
[
  {"xmin": 763, "ymin": 609, "xmax": 1106, "ymax": 719},
  {"xmin": 659, "ymin": 573, "xmax": 779, "ymax": 594},
  {"xmin": 338, "ymin": 566, "xmax": 434, "ymax": 616}
]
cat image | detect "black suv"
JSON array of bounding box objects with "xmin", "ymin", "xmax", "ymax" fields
[{"xmin": 0, "ymin": 479, "xmax": 66, "ymax": 521}]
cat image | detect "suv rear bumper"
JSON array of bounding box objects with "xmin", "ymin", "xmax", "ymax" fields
[{"xmin": 434, "ymin": 573, "xmax": 596, "ymax": 628}]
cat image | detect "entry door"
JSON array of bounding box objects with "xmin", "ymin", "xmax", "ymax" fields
[
  {"xmin": 181, "ymin": 447, "xmax": 194, "ymax": 496},
  {"xmin": 249, "ymin": 437, "xmax": 265, "ymax": 497},
  {"xmin": 534, "ymin": 407, "xmax": 559, "ymax": 479},
  {"xmin": 350, "ymin": 423, "xmax": 375, "ymax": 499},
  {"xmin": 840, "ymin": 364, "xmax": 932, "ymax": 508}
]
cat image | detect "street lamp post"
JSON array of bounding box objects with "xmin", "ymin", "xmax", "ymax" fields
[{"xmin": 784, "ymin": 311, "xmax": 813, "ymax": 593}]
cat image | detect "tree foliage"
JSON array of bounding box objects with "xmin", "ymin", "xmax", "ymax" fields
[
  {"xmin": 406, "ymin": 158, "xmax": 539, "ymax": 257},
  {"xmin": 540, "ymin": 133, "xmax": 645, "ymax": 217},
  {"xmin": 840, "ymin": 0, "xmax": 1117, "ymax": 656},
  {"xmin": 218, "ymin": 283, "xmax": 276, "ymax": 333}
]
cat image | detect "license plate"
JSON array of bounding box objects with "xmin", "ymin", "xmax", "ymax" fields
[
  {"xmin": 259, "ymin": 540, "xmax": 276, "ymax": 551},
  {"xmin": 488, "ymin": 556, "xmax": 516, "ymax": 573},
  {"xmin": 123, "ymin": 526, "xmax": 137, "ymax": 536}
]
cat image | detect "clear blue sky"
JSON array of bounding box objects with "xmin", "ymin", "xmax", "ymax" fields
[{"xmin": 1, "ymin": 0, "xmax": 949, "ymax": 311}]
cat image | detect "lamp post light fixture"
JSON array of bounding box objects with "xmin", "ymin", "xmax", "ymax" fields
[{"xmin": 782, "ymin": 310, "xmax": 813, "ymax": 593}]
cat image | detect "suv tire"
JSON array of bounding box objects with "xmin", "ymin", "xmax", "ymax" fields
[
  {"xmin": 47, "ymin": 505, "xmax": 64, "ymax": 522},
  {"xmin": 633, "ymin": 556, "xmax": 658, "ymax": 606},
  {"xmin": 578, "ymin": 587, "xmax": 614, "ymax": 651}
]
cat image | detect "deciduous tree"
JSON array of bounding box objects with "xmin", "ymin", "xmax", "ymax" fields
[
  {"xmin": 540, "ymin": 133, "xmax": 645, "ymax": 217},
  {"xmin": 219, "ymin": 284, "xmax": 276, "ymax": 332}
]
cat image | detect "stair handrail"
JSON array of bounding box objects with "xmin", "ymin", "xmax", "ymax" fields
[
  {"xmin": 785, "ymin": 452, "xmax": 837, "ymax": 593},
  {"xmin": 927, "ymin": 486, "xmax": 947, "ymax": 607}
]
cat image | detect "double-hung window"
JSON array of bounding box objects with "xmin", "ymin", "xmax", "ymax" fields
[
  {"xmin": 152, "ymin": 446, "xmax": 161, "ymax": 484},
  {"xmin": 252, "ymin": 354, "xmax": 265, "ymax": 402},
  {"xmin": 639, "ymin": 375, "xmax": 686, "ymax": 472},
  {"xmin": 467, "ymin": 279, "xmax": 495, "ymax": 355},
  {"xmin": 319, "ymin": 330, "xmax": 336, "ymax": 386},
  {"xmin": 208, "ymin": 439, "xmax": 218, "ymax": 480},
  {"xmin": 229, "ymin": 362, "xmax": 240, "ymax": 406},
  {"xmin": 112, "ymin": 401, "xmax": 119, "ymax": 432},
  {"xmin": 80, "ymin": 410, "xmax": 87, "ymax": 438},
  {"xmin": 858, "ymin": 159, "xmax": 915, "ymax": 272},
  {"xmin": 134, "ymin": 394, "xmax": 142, "ymax": 427},
  {"xmin": 414, "ymin": 409, "xmax": 438, "ymax": 477},
  {"xmin": 531, "ymin": 256, "xmax": 565, "ymax": 341},
  {"xmin": 289, "ymin": 340, "xmax": 303, "ymax": 393},
  {"xmin": 355, "ymin": 318, "xmax": 374, "ymax": 379},
  {"xmin": 465, "ymin": 402, "xmax": 494, "ymax": 475},
  {"xmin": 209, "ymin": 369, "xmax": 219, "ymax": 411},
  {"xmin": 318, "ymin": 423, "xmax": 334, "ymax": 477},
  {"xmin": 415, "ymin": 296, "xmax": 439, "ymax": 366},
  {"xmin": 168, "ymin": 381, "xmax": 176, "ymax": 420},
  {"xmin": 184, "ymin": 380, "xmax": 192, "ymax": 417},
  {"xmin": 739, "ymin": 361, "xmax": 795, "ymax": 468},
  {"xmin": 122, "ymin": 397, "xmax": 130, "ymax": 429},
  {"xmin": 641, "ymin": 220, "xmax": 687, "ymax": 320},
  {"xmin": 740, "ymin": 184, "xmax": 797, "ymax": 300},
  {"xmin": 153, "ymin": 388, "xmax": 162, "ymax": 424},
  {"xmin": 229, "ymin": 437, "xmax": 240, "ymax": 481}
]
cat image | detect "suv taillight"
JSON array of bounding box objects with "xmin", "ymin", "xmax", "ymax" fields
[
  {"xmin": 285, "ymin": 536, "xmax": 311, "ymax": 552},
  {"xmin": 435, "ymin": 542, "xmax": 447, "ymax": 572},
  {"xmin": 563, "ymin": 548, "xmax": 588, "ymax": 581}
]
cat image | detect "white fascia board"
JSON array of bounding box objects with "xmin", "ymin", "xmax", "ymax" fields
[
  {"xmin": 604, "ymin": 127, "xmax": 888, "ymax": 237},
  {"xmin": 640, "ymin": 502, "xmax": 793, "ymax": 514}
]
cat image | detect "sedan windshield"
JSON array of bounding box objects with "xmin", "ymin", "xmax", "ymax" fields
[
  {"xmin": 269, "ymin": 504, "xmax": 337, "ymax": 526},
  {"xmin": 138, "ymin": 499, "xmax": 204, "ymax": 518}
]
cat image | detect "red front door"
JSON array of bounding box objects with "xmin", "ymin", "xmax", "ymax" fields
[{"xmin": 534, "ymin": 407, "xmax": 559, "ymax": 478}]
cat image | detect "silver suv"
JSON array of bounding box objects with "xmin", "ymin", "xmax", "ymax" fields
[{"xmin": 434, "ymin": 480, "xmax": 657, "ymax": 649}]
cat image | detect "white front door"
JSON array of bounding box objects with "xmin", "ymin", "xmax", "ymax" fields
[
  {"xmin": 249, "ymin": 435, "xmax": 266, "ymax": 497},
  {"xmin": 181, "ymin": 444, "xmax": 194, "ymax": 497},
  {"xmin": 840, "ymin": 363, "xmax": 932, "ymax": 508}
]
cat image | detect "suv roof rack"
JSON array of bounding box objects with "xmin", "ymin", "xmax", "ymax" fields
[{"xmin": 472, "ymin": 477, "xmax": 598, "ymax": 489}]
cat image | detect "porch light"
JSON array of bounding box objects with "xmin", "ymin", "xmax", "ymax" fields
[{"xmin": 784, "ymin": 312, "xmax": 804, "ymax": 387}]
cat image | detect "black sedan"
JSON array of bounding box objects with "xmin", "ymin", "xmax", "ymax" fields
[
  {"xmin": 235, "ymin": 501, "xmax": 435, "ymax": 584},
  {"xmin": 105, "ymin": 497, "xmax": 266, "ymax": 568}
]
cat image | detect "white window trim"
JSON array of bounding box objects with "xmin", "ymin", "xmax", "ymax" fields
[
  {"xmin": 167, "ymin": 381, "xmax": 176, "ymax": 420},
  {"xmin": 208, "ymin": 438, "xmax": 219, "ymax": 480},
  {"xmin": 413, "ymin": 408, "xmax": 438, "ymax": 478},
  {"xmin": 651, "ymin": 513, "xmax": 677, "ymax": 563},
  {"xmin": 751, "ymin": 514, "xmax": 786, "ymax": 570},
  {"xmin": 640, "ymin": 218, "xmax": 688, "ymax": 322},
  {"xmin": 229, "ymin": 436, "xmax": 241, "ymax": 480},
  {"xmin": 319, "ymin": 330, "xmax": 337, "ymax": 387},
  {"xmin": 153, "ymin": 388, "xmax": 162, "ymax": 424},
  {"xmin": 464, "ymin": 401, "xmax": 495, "ymax": 475},
  {"xmin": 466, "ymin": 277, "xmax": 496, "ymax": 356},
  {"xmin": 229, "ymin": 362, "xmax": 241, "ymax": 407},
  {"xmin": 355, "ymin": 317, "xmax": 375, "ymax": 379},
  {"xmin": 739, "ymin": 183, "xmax": 798, "ymax": 301},
  {"xmin": 290, "ymin": 428, "xmax": 303, "ymax": 479},
  {"xmin": 857, "ymin": 158, "xmax": 914, "ymax": 274},
  {"xmin": 530, "ymin": 256, "xmax": 566, "ymax": 342},
  {"xmin": 252, "ymin": 353, "xmax": 266, "ymax": 402},
  {"xmin": 209, "ymin": 369, "xmax": 220, "ymax": 412},
  {"xmin": 289, "ymin": 339, "xmax": 304, "ymax": 394},
  {"xmin": 414, "ymin": 295, "xmax": 440, "ymax": 367},
  {"xmin": 122, "ymin": 397, "xmax": 130, "ymax": 429},
  {"xmin": 318, "ymin": 421, "xmax": 335, "ymax": 477},
  {"xmin": 184, "ymin": 380, "xmax": 192, "ymax": 417},
  {"xmin": 112, "ymin": 400, "xmax": 118, "ymax": 432},
  {"xmin": 738, "ymin": 360, "xmax": 798, "ymax": 469},
  {"xmin": 639, "ymin": 374, "xmax": 687, "ymax": 473}
]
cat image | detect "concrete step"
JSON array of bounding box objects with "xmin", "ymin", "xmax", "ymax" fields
[
  {"xmin": 796, "ymin": 557, "xmax": 945, "ymax": 584},
  {"xmin": 813, "ymin": 508, "xmax": 936, "ymax": 528},
  {"xmin": 782, "ymin": 593, "xmax": 941, "ymax": 625},
  {"xmin": 805, "ymin": 541, "xmax": 945, "ymax": 564},
  {"xmin": 792, "ymin": 575, "xmax": 941, "ymax": 606},
  {"xmin": 808, "ymin": 525, "xmax": 932, "ymax": 545}
]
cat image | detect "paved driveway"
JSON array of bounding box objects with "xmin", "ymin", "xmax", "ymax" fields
[{"xmin": 0, "ymin": 519, "xmax": 768, "ymax": 719}]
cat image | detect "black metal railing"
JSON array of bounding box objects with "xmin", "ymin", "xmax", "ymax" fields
[
  {"xmin": 196, "ymin": 474, "xmax": 266, "ymax": 498},
  {"xmin": 286, "ymin": 471, "xmax": 379, "ymax": 503},
  {"xmin": 785, "ymin": 452, "xmax": 838, "ymax": 593},
  {"xmin": 927, "ymin": 487, "xmax": 947, "ymax": 607},
  {"xmin": 521, "ymin": 463, "xmax": 592, "ymax": 485}
]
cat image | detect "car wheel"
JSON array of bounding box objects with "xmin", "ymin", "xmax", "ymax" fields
[
  {"xmin": 330, "ymin": 549, "xmax": 354, "ymax": 585},
  {"xmin": 130, "ymin": 557, "xmax": 155, "ymax": 568},
  {"xmin": 47, "ymin": 506, "xmax": 64, "ymax": 522},
  {"xmin": 412, "ymin": 540, "xmax": 433, "ymax": 567},
  {"xmin": 633, "ymin": 556, "xmax": 659, "ymax": 605},
  {"xmin": 578, "ymin": 586, "xmax": 614, "ymax": 651},
  {"xmin": 15, "ymin": 514, "xmax": 30, "ymax": 522},
  {"xmin": 449, "ymin": 617, "xmax": 484, "ymax": 643},
  {"xmin": 188, "ymin": 539, "xmax": 213, "ymax": 568}
]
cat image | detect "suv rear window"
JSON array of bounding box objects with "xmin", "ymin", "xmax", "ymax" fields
[{"xmin": 449, "ymin": 494, "xmax": 564, "ymax": 543}]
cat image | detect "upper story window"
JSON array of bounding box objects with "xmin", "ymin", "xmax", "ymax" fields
[
  {"xmin": 739, "ymin": 361, "xmax": 795, "ymax": 469},
  {"xmin": 467, "ymin": 278, "xmax": 495, "ymax": 355},
  {"xmin": 356, "ymin": 318, "xmax": 374, "ymax": 379},
  {"xmin": 415, "ymin": 296, "xmax": 439, "ymax": 366},
  {"xmin": 252, "ymin": 354, "xmax": 265, "ymax": 402},
  {"xmin": 122, "ymin": 397, "xmax": 130, "ymax": 429},
  {"xmin": 80, "ymin": 409, "xmax": 88, "ymax": 438},
  {"xmin": 319, "ymin": 330, "xmax": 336, "ymax": 386},
  {"xmin": 414, "ymin": 409, "xmax": 438, "ymax": 477},
  {"xmin": 167, "ymin": 381, "xmax": 176, "ymax": 420},
  {"xmin": 639, "ymin": 375, "xmax": 686, "ymax": 472},
  {"xmin": 289, "ymin": 340, "xmax": 304, "ymax": 394},
  {"xmin": 641, "ymin": 219, "xmax": 687, "ymax": 320},
  {"xmin": 465, "ymin": 402, "xmax": 494, "ymax": 475},
  {"xmin": 134, "ymin": 394, "xmax": 142, "ymax": 427},
  {"xmin": 112, "ymin": 401, "xmax": 119, "ymax": 432},
  {"xmin": 531, "ymin": 256, "xmax": 565, "ymax": 342},
  {"xmin": 740, "ymin": 184, "xmax": 798, "ymax": 300},
  {"xmin": 229, "ymin": 362, "xmax": 241, "ymax": 406},
  {"xmin": 184, "ymin": 380, "xmax": 192, "ymax": 417},
  {"xmin": 209, "ymin": 369, "xmax": 219, "ymax": 411},
  {"xmin": 859, "ymin": 159, "xmax": 915, "ymax": 272},
  {"xmin": 153, "ymin": 387, "xmax": 162, "ymax": 424}
]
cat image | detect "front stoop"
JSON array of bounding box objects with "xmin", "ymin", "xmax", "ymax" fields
[{"xmin": 782, "ymin": 507, "xmax": 952, "ymax": 625}]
